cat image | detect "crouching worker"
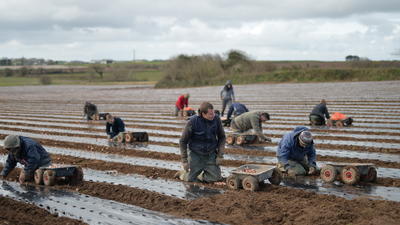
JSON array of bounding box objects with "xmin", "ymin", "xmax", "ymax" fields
[
  {"xmin": 105, "ymin": 113, "xmax": 125, "ymax": 142},
  {"xmin": 276, "ymin": 126, "xmax": 318, "ymax": 176},
  {"xmin": 328, "ymin": 112, "xmax": 353, "ymax": 127},
  {"xmin": 83, "ymin": 101, "xmax": 99, "ymax": 120},
  {"xmin": 176, "ymin": 102, "xmax": 225, "ymax": 183},
  {"xmin": 309, "ymin": 99, "xmax": 330, "ymax": 126},
  {"xmin": 230, "ymin": 111, "xmax": 272, "ymax": 142},
  {"xmin": 227, "ymin": 102, "xmax": 249, "ymax": 121},
  {"xmin": 175, "ymin": 94, "xmax": 190, "ymax": 116},
  {"xmin": 0, "ymin": 135, "xmax": 52, "ymax": 184}
]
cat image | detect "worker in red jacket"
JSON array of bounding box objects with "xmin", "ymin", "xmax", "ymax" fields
[{"xmin": 175, "ymin": 93, "xmax": 190, "ymax": 116}]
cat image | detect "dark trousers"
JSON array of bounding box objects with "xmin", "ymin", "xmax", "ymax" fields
[
  {"xmin": 309, "ymin": 114, "xmax": 325, "ymax": 125},
  {"xmin": 221, "ymin": 99, "xmax": 232, "ymax": 117}
]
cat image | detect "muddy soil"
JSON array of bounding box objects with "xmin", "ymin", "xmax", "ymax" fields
[
  {"xmin": 1, "ymin": 82, "xmax": 400, "ymax": 224},
  {"xmin": 2, "ymin": 166, "xmax": 400, "ymax": 225},
  {"xmin": 2, "ymin": 125, "xmax": 400, "ymax": 170},
  {"xmin": 3, "ymin": 117, "xmax": 400, "ymax": 144},
  {"xmin": 0, "ymin": 196, "xmax": 86, "ymax": 225}
]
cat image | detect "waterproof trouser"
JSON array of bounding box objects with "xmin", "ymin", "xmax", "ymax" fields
[
  {"xmin": 180, "ymin": 150, "xmax": 222, "ymax": 183},
  {"xmin": 221, "ymin": 99, "xmax": 232, "ymax": 117},
  {"xmin": 309, "ymin": 114, "xmax": 325, "ymax": 126},
  {"xmin": 277, "ymin": 159, "xmax": 310, "ymax": 176}
]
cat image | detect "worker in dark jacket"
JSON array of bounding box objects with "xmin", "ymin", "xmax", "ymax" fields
[
  {"xmin": 226, "ymin": 102, "xmax": 249, "ymax": 120},
  {"xmin": 0, "ymin": 135, "xmax": 52, "ymax": 184},
  {"xmin": 276, "ymin": 126, "xmax": 317, "ymax": 176},
  {"xmin": 309, "ymin": 99, "xmax": 330, "ymax": 125},
  {"xmin": 177, "ymin": 102, "xmax": 226, "ymax": 183},
  {"xmin": 105, "ymin": 113, "xmax": 125, "ymax": 141},
  {"xmin": 83, "ymin": 101, "xmax": 98, "ymax": 120}
]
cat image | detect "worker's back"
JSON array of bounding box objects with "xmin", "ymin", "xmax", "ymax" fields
[{"xmin": 232, "ymin": 111, "xmax": 260, "ymax": 131}]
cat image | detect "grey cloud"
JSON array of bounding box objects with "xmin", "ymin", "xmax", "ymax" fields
[{"xmin": 0, "ymin": 0, "xmax": 399, "ymax": 61}]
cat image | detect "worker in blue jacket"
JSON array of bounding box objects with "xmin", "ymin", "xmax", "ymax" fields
[
  {"xmin": 226, "ymin": 102, "xmax": 249, "ymax": 120},
  {"xmin": 0, "ymin": 135, "xmax": 52, "ymax": 184},
  {"xmin": 105, "ymin": 113, "xmax": 126, "ymax": 141},
  {"xmin": 276, "ymin": 126, "xmax": 318, "ymax": 176}
]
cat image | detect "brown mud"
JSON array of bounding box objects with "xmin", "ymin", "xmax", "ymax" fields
[{"xmin": 0, "ymin": 196, "xmax": 86, "ymax": 225}]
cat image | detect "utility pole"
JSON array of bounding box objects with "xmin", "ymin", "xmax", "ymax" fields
[{"xmin": 133, "ymin": 49, "xmax": 135, "ymax": 62}]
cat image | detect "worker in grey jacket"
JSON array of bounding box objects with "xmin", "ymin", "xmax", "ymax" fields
[
  {"xmin": 177, "ymin": 102, "xmax": 225, "ymax": 183},
  {"xmin": 231, "ymin": 111, "xmax": 271, "ymax": 142},
  {"xmin": 220, "ymin": 80, "xmax": 235, "ymax": 117}
]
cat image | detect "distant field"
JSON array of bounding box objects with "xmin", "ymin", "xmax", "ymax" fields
[
  {"xmin": 1, "ymin": 60, "xmax": 399, "ymax": 87},
  {"xmin": 0, "ymin": 62, "xmax": 165, "ymax": 86}
]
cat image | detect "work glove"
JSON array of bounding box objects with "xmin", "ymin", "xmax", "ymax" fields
[
  {"xmin": 308, "ymin": 167, "xmax": 317, "ymax": 175},
  {"xmin": 283, "ymin": 164, "xmax": 290, "ymax": 171},
  {"xmin": 182, "ymin": 162, "xmax": 189, "ymax": 171}
]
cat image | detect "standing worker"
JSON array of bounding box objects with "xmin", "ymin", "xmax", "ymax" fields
[
  {"xmin": 175, "ymin": 94, "xmax": 190, "ymax": 116},
  {"xmin": 220, "ymin": 80, "xmax": 235, "ymax": 117},
  {"xmin": 230, "ymin": 111, "xmax": 271, "ymax": 142},
  {"xmin": 0, "ymin": 135, "xmax": 52, "ymax": 184},
  {"xmin": 309, "ymin": 99, "xmax": 330, "ymax": 126},
  {"xmin": 105, "ymin": 113, "xmax": 126, "ymax": 141},
  {"xmin": 178, "ymin": 102, "xmax": 225, "ymax": 183},
  {"xmin": 276, "ymin": 126, "xmax": 318, "ymax": 176}
]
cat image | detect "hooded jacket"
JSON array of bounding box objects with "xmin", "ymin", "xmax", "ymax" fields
[
  {"xmin": 220, "ymin": 80, "xmax": 235, "ymax": 101},
  {"xmin": 0, "ymin": 136, "xmax": 51, "ymax": 177},
  {"xmin": 277, "ymin": 126, "xmax": 316, "ymax": 167}
]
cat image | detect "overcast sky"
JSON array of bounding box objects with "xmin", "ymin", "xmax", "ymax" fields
[{"xmin": 1, "ymin": 0, "xmax": 399, "ymax": 61}]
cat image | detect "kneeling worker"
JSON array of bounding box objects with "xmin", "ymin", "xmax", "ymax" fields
[
  {"xmin": 175, "ymin": 93, "xmax": 190, "ymax": 116},
  {"xmin": 178, "ymin": 102, "xmax": 225, "ymax": 183},
  {"xmin": 276, "ymin": 126, "xmax": 318, "ymax": 176},
  {"xmin": 0, "ymin": 135, "xmax": 52, "ymax": 184},
  {"xmin": 230, "ymin": 111, "xmax": 271, "ymax": 142},
  {"xmin": 105, "ymin": 113, "xmax": 126, "ymax": 141},
  {"xmin": 83, "ymin": 101, "xmax": 99, "ymax": 120},
  {"xmin": 309, "ymin": 99, "xmax": 330, "ymax": 126}
]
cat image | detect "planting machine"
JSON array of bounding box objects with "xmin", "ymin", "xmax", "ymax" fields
[
  {"xmin": 34, "ymin": 164, "xmax": 84, "ymax": 186},
  {"xmin": 116, "ymin": 132, "xmax": 149, "ymax": 143},
  {"xmin": 226, "ymin": 132, "xmax": 259, "ymax": 146},
  {"xmin": 226, "ymin": 164, "xmax": 282, "ymax": 191},
  {"xmin": 320, "ymin": 163, "xmax": 377, "ymax": 185}
]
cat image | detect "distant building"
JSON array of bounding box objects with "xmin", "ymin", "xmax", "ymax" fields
[
  {"xmin": 345, "ymin": 55, "xmax": 360, "ymax": 61},
  {"xmin": 91, "ymin": 59, "xmax": 114, "ymax": 64}
]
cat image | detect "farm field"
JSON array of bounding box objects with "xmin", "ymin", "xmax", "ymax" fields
[{"xmin": 1, "ymin": 80, "xmax": 400, "ymax": 225}]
